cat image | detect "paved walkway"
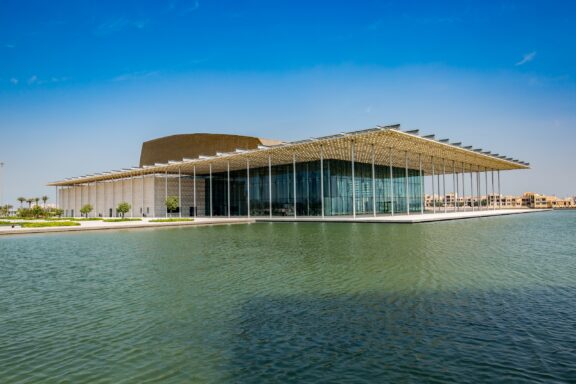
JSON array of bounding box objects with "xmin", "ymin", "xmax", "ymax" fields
[
  {"xmin": 0, "ymin": 218, "xmax": 255, "ymax": 236},
  {"xmin": 255, "ymin": 209, "xmax": 548, "ymax": 223},
  {"xmin": 0, "ymin": 209, "xmax": 549, "ymax": 236}
]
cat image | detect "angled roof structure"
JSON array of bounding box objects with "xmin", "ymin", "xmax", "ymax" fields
[{"xmin": 48, "ymin": 124, "xmax": 529, "ymax": 186}]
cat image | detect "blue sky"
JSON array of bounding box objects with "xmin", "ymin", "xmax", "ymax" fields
[{"xmin": 0, "ymin": 0, "xmax": 575, "ymax": 204}]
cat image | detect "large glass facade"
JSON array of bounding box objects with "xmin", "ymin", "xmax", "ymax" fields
[{"xmin": 207, "ymin": 159, "xmax": 422, "ymax": 216}]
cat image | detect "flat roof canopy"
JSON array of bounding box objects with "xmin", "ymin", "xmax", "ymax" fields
[{"xmin": 48, "ymin": 125, "xmax": 529, "ymax": 186}]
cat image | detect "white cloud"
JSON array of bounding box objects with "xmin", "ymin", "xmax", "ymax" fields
[
  {"xmin": 28, "ymin": 75, "xmax": 37, "ymax": 85},
  {"xmin": 184, "ymin": 1, "xmax": 200, "ymax": 14},
  {"xmin": 10, "ymin": 78, "xmax": 18, "ymax": 85},
  {"xmin": 93, "ymin": 18, "xmax": 149, "ymax": 36},
  {"xmin": 515, "ymin": 51, "xmax": 536, "ymax": 66}
]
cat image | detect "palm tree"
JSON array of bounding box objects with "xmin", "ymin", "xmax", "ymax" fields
[
  {"xmin": 42, "ymin": 195, "xmax": 48, "ymax": 207},
  {"xmin": 34, "ymin": 197, "xmax": 40, "ymax": 207},
  {"xmin": 26, "ymin": 198, "xmax": 33, "ymax": 208},
  {"xmin": 17, "ymin": 197, "xmax": 25, "ymax": 207}
]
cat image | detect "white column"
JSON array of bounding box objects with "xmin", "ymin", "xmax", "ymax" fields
[
  {"xmin": 293, "ymin": 153, "xmax": 297, "ymax": 218},
  {"xmin": 491, "ymin": 169, "xmax": 495, "ymax": 211},
  {"xmin": 455, "ymin": 161, "xmax": 459, "ymax": 212},
  {"xmin": 165, "ymin": 170, "xmax": 168, "ymax": 218},
  {"xmin": 55, "ymin": 186, "xmax": 58, "ymax": 209},
  {"xmin": 179, "ymin": 167, "xmax": 182, "ymax": 218},
  {"xmin": 209, "ymin": 164, "xmax": 213, "ymax": 217},
  {"xmin": 269, "ymin": 155, "xmax": 272, "ymax": 218},
  {"xmin": 470, "ymin": 166, "xmax": 474, "ymax": 212},
  {"xmin": 405, "ymin": 151, "xmax": 410, "ymax": 215},
  {"xmin": 130, "ymin": 176, "xmax": 134, "ymax": 218},
  {"xmin": 246, "ymin": 160, "xmax": 250, "ymax": 218},
  {"xmin": 498, "ymin": 170, "xmax": 502, "ymax": 210},
  {"xmin": 193, "ymin": 166, "xmax": 197, "ymax": 218},
  {"xmin": 74, "ymin": 184, "xmax": 77, "ymax": 217},
  {"xmin": 351, "ymin": 141, "xmax": 356, "ymax": 218},
  {"xmin": 443, "ymin": 159, "xmax": 447, "ymax": 213},
  {"xmin": 227, "ymin": 162, "xmax": 230, "ymax": 218},
  {"xmin": 141, "ymin": 174, "xmax": 145, "ymax": 217},
  {"xmin": 452, "ymin": 161, "xmax": 456, "ymax": 212},
  {"xmin": 372, "ymin": 144, "xmax": 376, "ymax": 217},
  {"xmin": 461, "ymin": 162, "xmax": 465, "ymax": 211},
  {"xmin": 485, "ymin": 168, "xmax": 489, "ymax": 210},
  {"xmin": 476, "ymin": 168, "xmax": 480, "ymax": 211},
  {"xmin": 389, "ymin": 147, "xmax": 394, "ymax": 216},
  {"xmin": 432, "ymin": 157, "xmax": 436, "ymax": 214},
  {"xmin": 320, "ymin": 145, "xmax": 324, "ymax": 219},
  {"xmin": 95, "ymin": 183, "xmax": 98, "ymax": 217},
  {"xmin": 419, "ymin": 154, "xmax": 423, "ymax": 215}
]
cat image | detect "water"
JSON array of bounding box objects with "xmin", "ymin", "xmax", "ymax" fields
[{"xmin": 1, "ymin": 211, "xmax": 575, "ymax": 383}]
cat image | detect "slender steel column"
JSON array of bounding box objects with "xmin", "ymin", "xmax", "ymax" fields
[
  {"xmin": 268, "ymin": 155, "xmax": 272, "ymax": 218},
  {"xmin": 405, "ymin": 151, "xmax": 410, "ymax": 215},
  {"xmin": 320, "ymin": 145, "xmax": 324, "ymax": 219},
  {"xmin": 461, "ymin": 162, "xmax": 465, "ymax": 211},
  {"xmin": 193, "ymin": 166, "xmax": 197, "ymax": 218},
  {"xmin": 95, "ymin": 183, "xmax": 98, "ymax": 217},
  {"xmin": 141, "ymin": 174, "xmax": 144, "ymax": 217},
  {"xmin": 389, "ymin": 147, "xmax": 394, "ymax": 216},
  {"xmin": 443, "ymin": 159, "xmax": 447, "ymax": 213},
  {"xmin": 164, "ymin": 170, "xmax": 168, "ymax": 218},
  {"xmin": 437, "ymin": 172, "xmax": 440, "ymax": 212},
  {"xmin": 476, "ymin": 168, "xmax": 480, "ymax": 211},
  {"xmin": 351, "ymin": 141, "xmax": 356, "ymax": 218},
  {"xmin": 293, "ymin": 153, "xmax": 297, "ymax": 218},
  {"xmin": 455, "ymin": 162, "xmax": 459, "ymax": 212},
  {"xmin": 131, "ymin": 175, "xmax": 134, "ymax": 218},
  {"xmin": 209, "ymin": 164, "xmax": 213, "ymax": 217},
  {"xmin": 491, "ymin": 169, "xmax": 495, "ymax": 211},
  {"xmin": 468, "ymin": 167, "xmax": 471, "ymax": 211},
  {"xmin": 179, "ymin": 167, "xmax": 182, "ymax": 218},
  {"xmin": 485, "ymin": 168, "xmax": 489, "ymax": 210},
  {"xmin": 372, "ymin": 144, "xmax": 376, "ymax": 217},
  {"xmin": 498, "ymin": 170, "xmax": 502, "ymax": 210},
  {"xmin": 452, "ymin": 161, "xmax": 456, "ymax": 212},
  {"xmin": 111, "ymin": 181, "xmax": 114, "ymax": 217},
  {"xmin": 246, "ymin": 160, "xmax": 250, "ymax": 218},
  {"xmin": 421, "ymin": 154, "xmax": 425, "ymax": 215},
  {"xmin": 432, "ymin": 157, "xmax": 436, "ymax": 214},
  {"xmin": 227, "ymin": 162, "xmax": 230, "ymax": 218}
]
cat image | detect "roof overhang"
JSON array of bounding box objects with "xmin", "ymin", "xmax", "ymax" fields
[{"xmin": 48, "ymin": 124, "xmax": 529, "ymax": 186}]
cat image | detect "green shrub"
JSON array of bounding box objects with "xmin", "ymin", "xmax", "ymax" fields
[{"xmin": 20, "ymin": 221, "xmax": 80, "ymax": 228}]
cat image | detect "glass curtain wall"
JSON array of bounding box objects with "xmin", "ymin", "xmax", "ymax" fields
[{"xmin": 208, "ymin": 159, "xmax": 421, "ymax": 216}]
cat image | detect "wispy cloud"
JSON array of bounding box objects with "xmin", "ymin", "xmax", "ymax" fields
[
  {"xmin": 516, "ymin": 51, "xmax": 536, "ymax": 66},
  {"xmin": 27, "ymin": 75, "xmax": 37, "ymax": 85},
  {"xmin": 10, "ymin": 78, "xmax": 18, "ymax": 85},
  {"xmin": 111, "ymin": 70, "xmax": 160, "ymax": 82},
  {"xmin": 93, "ymin": 18, "xmax": 150, "ymax": 36},
  {"xmin": 4, "ymin": 43, "xmax": 15, "ymax": 49},
  {"xmin": 183, "ymin": 1, "xmax": 200, "ymax": 14}
]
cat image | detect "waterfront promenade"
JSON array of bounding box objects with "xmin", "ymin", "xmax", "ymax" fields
[
  {"xmin": 0, "ymin": 209, "xmax": 548, "ymax": 236},
  {"xmin": 0, "ymin": 218, "xmax": 255, "ymax": 236}
]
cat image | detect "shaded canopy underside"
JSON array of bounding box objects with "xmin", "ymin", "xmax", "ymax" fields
[{"xmin": 48, "ymin": 125, "xmax": 529, "ymax": 186}]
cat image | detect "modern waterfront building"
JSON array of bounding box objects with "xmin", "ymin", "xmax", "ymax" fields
[{"xmin": 48, "ymin": 125, "xmax": 530, "ymax": 218}]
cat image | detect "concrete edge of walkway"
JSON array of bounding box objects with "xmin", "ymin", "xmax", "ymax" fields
[
  {"xmin": 0, "ymin": 209, "xmax": 554, "ymax": 236},
  {"xmin": 0, "ymin": 219, "xmax": 256, "ymax": 237},
  {"xmin": 254, "ymin": 209, "xmax": 552, "ymax": 224}
]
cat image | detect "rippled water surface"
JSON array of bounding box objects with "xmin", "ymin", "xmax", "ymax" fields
[{"xmin": 1, "ymin": 211, "xmax": 575, "ymax": 383}]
